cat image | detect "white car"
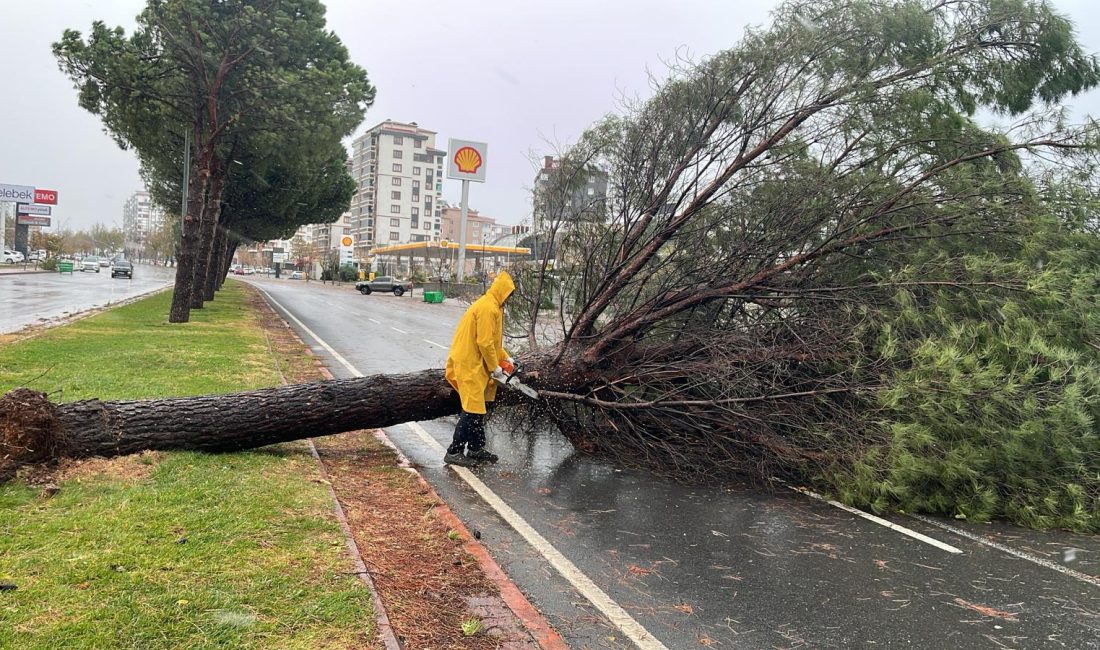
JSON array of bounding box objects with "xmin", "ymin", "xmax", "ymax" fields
[
  {"xmin": 82, "ymin": 256, "xmax": 101, "ymax": 272},
  {"xmin": 2, "ymin": 249, "xmax": 24, "ymax": 264}
]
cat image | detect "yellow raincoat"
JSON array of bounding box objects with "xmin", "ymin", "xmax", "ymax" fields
[{"xmin": 445, "ymin": 272, "xmax": 514, "ymax": 414}]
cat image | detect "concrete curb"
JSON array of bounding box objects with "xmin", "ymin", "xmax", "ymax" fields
[{"xmin": 262, "ymin": 288, "xmax": 566, "ymax": 649}]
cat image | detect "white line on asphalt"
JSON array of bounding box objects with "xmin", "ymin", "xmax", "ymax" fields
[
  {"xmin": 787, "ymin": 485, "xmax": 963, "ymax": 554},
  {"xmin": 258, "ymin": 289, "xmax": 667, "ymax": 649},
  {"xmin": 406, "ymin": 421, "xmax": 668, "ymax": 650},
  {"xmin": 423, "ymin": 339, "xmax": 447, "ymax": 349},
  {"xmin": 908, "ymin": 514, "xmax": 1100, "ymax": 588},
  {"xmin": 257, "ymin": 288, "xmax": 362, "ymax": 378},
  {"xmin": 391, "ymin": 327, "xmax": 408, "ymax": 334},
  {"xmin": 368, "ymin": 318, "xmax": 381, "ymax": 324}
]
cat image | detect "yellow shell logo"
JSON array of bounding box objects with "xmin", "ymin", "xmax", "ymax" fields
[
  {"xmin": 341, "ymin": 236, "xmax": 353, "ymax": 247},
  {"xmin": 454, "ymin": 146, "xmax": 483, "ymax": 174}
]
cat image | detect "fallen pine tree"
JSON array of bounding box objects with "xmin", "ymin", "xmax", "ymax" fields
[{"xmin": 6, "ymin": 0, "xmax": 1100, "ymax": 531}]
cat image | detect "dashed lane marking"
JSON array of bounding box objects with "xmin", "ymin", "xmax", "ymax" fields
[
  {"xmin": 390, "ymin": 326, "xmax": 408, "ymax": 334},
  {"xmin": 787, "ymin": 484, "xmax": 963, "ymax": 554},
  {"xmin": 423, "ymin": 339, "xmax": 447, "ymax": 349},
  {"xmin": 909, "ymin": 514, "xmax": 1100, "ymax": 588},
  {"xmin": 368, "ymin": 318, "xmax": 381, "ymax": 324}
]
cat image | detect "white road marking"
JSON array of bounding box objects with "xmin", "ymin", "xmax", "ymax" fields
[
  {"xmin": 909, "ymin": 514, "xmax": 1100, "ymax": 588},
  {"xmin": 256, "ymin": 288, "xmax": 362, "ymax": 378},
  {"xmin": 787, "ymin": 485, "xmax": 963, "ymax": 554},
  {"xmin": 423, "ymin": 339, "xmax": 447, "ymax": 349},
  {"xmin": 368, "ymin": 318, "xmax": 381, "ymax": 324},
  {"xmin": 259, "ymin": 285, "xmax": 667, "ymax": 649},
  {"xmin": 391, "ymin": 326, "xmax": 408, "ymax": 334},
  {"xmin": 406, "ymin": 421, "xmax": 668, "ymax": 650}
]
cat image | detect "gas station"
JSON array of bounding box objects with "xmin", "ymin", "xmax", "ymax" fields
[{"xmin": 367, "ymin": 240, "xmax": 531, "ymax": 279}]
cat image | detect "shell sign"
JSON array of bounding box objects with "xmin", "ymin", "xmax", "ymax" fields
[{"xmin": 446, "ymin": 138, "xmax": 488, "ymax": 183}]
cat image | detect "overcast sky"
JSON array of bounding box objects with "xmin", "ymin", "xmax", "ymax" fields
[{"xmin": 1, "ymin": 0, "xmax": 1098, "ymax": 232}]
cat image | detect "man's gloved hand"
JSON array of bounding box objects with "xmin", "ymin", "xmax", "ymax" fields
[{"xmin": 491, "ymin": 365, "xmax": 506, "ymax": 382}]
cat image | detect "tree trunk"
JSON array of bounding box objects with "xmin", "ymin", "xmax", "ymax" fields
[
  {"xmin": 190, "ymin": 167, "xmax": 225, "ymax": 309},
  {"xmin": 0, "ymin": 355, "xmax": 598, "ymax": 480},
  {"xmin": 168, "ymin": 148, "xmax": 210, "ymax": 323},
  {"xmin": 204, "ymin": 224, "xmax": 229, "ymax": 300},
  {"xmin": 216, "ymin": 239, "xmax": 237, "ymax": 291}
]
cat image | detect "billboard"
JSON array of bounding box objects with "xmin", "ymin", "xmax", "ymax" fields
[
  {"xmin": 446, "ymin": 139, "xmax": 488, "ymax": 183},
  {"xmin": 0, "ymin": 184, "xmax": 35, "ymax": 203},
  {"xmin": 17, "ymin": 204, "xmax": 51, "ymax": 215},
  {"xmin": 34, "ymin": 189, "xmax": 58, "ymax": 205},
  {"xmin": 16, "ymin": 215, "xmax": 51, "ymax": 226}
]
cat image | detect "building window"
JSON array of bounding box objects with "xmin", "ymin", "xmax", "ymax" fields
[
  {"xmin": 389, "ymin": 232, "xmax": 400, "ymax": 241},
  {"xmin": 424, "ymin": 222, "xmax": 431, "ymax": 230},
  {"xmin": 391, "ymin": 191, "xmax": 401, "ymax": 200},
  {"xmin": 343, "ymin": 227, "xmax": 351, "ymax": 235},
  {"xmin": 587, "ymin": 187, "xmax": 595, "ymax": 196},
  {"xmin": 390, "ymin": 218, "xmax": 400, "ymax": 227},
  {"xmin": 390, "ymin": 205, "xmax": 400, "ymax": 213},
  {"xmin": 393, "ymin": 136, "xmax": 403, "ymax": 145},
  {"xmin": 411, "ymin": 207, "xmax": 419, "ymax": 217},
  {"xmin": 413, "ymin": 167, "xmax": 421, "ymax": 176},
  {"xmin": 393, "ymin": 150, "xmax": 403, "ymax": 159},
  {"xmin": 412, "ymin": 180, "xmax": 420, "ymax": 190},
  {"xmin": 414, "ymin": 140, "xmax": 422, "ymax": 148},
  {"xmin": 392, "ymin": 163, "xmax": 402, "ymax": 173},
  {"xmin": 392, "ymin": 177, "xmax": 402, "ymax": 186}
]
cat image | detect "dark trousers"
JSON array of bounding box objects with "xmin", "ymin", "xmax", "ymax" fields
[{"xmin": 448, "ymin": 411, "xmax": 486, "ymax": 454}]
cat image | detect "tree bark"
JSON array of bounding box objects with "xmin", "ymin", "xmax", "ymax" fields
[
  {"xmin": 190, "ymin": 163, "xmax": 225, "ymax": 309},
  {"xmin": 204, "ymin": 223, "xmax": 229, "ymax": 300},
  {"xmin": 0, "ymin": 354, "xmax": 598, "ymax": 480},
  {"xmin": 168, "ymin": 145, "xmax": 209, "ymax": 323}
]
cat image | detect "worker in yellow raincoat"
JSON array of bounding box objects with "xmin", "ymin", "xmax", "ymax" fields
[{"xmin": 443, "ymin": 271, "xmax": 515, "ymax": 466}]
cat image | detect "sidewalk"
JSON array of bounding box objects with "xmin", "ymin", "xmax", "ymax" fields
[{"xmin": 0, "ymin": 264, "xmax": 49, "ymax": 276}]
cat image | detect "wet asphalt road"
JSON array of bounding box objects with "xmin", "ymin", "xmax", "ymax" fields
[
  {"xmin": 0, "ymin": 263, "xmax": 175, "ymax": 334},
  {"xmin": 235, "ymin": 277, "xmax": 1100, "ymax": 647}
]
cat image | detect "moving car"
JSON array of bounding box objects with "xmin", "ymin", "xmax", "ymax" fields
[
  {"xmin": 355, "ymin": 276, "xmax": 413, "ymax": 297},
  {"xmin": 82, "ymin": 256, "xmax": 101, "ymax": 272},
  {"xmin": 288, "ymin": 270, "xmax": 304, "ymax": 280},
  {"xmin": 111, "ymin": 259, "xmax": 133, "ymax": 279},
  {"xmin": 99, "ymin": 257, "xmax": 111, "ymax": 267},
  {"xmin": 3, "ymin": 249, "xmax": 24, "ymax": 264}
]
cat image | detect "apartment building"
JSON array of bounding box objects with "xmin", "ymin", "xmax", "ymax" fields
[
  {"xmin": 349, "ymin": 120, "xmax": 446, "ymax": 259},
  {"xmin": 122, "ymin": 190, "xmax": 166, "ymax": 247},
  {"xmin": 440, "ymin": 205, "xmax": 499, "ymax": 246}
]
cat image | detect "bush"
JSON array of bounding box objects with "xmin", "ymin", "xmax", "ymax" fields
[{"xmin": 40, "ymin": 257, "xmax": 57, "ymax": 271}]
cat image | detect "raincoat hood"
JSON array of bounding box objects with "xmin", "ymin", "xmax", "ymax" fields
[{"xmin": 485, "ymin": 271, "xmax": 515, "ymax": 307}]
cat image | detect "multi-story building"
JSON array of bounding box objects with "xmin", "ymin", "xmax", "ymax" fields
[
  {"xmin": 532, "ymin": 155, "xmax": 608, "ymax": 227},
  {"xmin": 122, "ymin": 190, "xmax": 166, "ymax": 248},
  {"xmin": 349, "ymin": 120, "xmax": 446, "ymax": 260},
  {"xmin": 440, "ymin": 205, "xmax": 499, "ymax": 247}
]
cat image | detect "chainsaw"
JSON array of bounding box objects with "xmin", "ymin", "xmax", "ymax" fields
[{"xmin": 492, "ymin": 360, "xmax": 539, "ymax": 399}]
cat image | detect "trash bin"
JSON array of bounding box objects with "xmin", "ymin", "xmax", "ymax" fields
[
  {"xmin": 423, "ymin": 291, "xmax": 444, "ymax": 303},
  {"xmin": 58, "ymin": 261, "xmax": 74, "ymax": 275}
]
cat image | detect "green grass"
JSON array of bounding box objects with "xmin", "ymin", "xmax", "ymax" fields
[
  {"xmin": 0, "ymin": 283, "xmax": 373, "ymax": 648},
  {"xmin": 0, "ymin": 284, "xmax": 277, "ymax": 400}
]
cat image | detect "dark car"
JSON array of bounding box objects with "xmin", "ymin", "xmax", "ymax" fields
[
  {"xmin": 355, "ymin": 276, "xmax": 413, "ymax": 296},
  {"xmin": 111, "ymin": 259, "xmax": 133, "ymax": 279}
]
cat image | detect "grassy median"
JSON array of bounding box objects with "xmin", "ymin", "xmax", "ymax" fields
[{"xmin": 0, "ymin": 283, "xmax": 374, "ymax": 649}]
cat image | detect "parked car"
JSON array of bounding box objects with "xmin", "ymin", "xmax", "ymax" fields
[
  {"xmin": 27, "ymin": 250, "xmax": 46, "ymax": 262},
  {"xmin": 2, "ymin": 249, "xmax": 24, "ymax": 264},
  {"xmin": 82, "ymin": 256, "xmax": 101, "ymax": 272},
  {"xmin": 355, "ymin": 276, "xmax": 413, "ymax": 297},
  {"xmin": 110, "ymin": 259, "xmax": 133, "ymax": 279},
  {"xmin": 288, "ymin": 270, "xmax": 304, "ymax": 280}
]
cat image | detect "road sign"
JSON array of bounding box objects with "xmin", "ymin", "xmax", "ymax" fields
[
  {"xmin": 17, "ymin": 215, "xmax": 50, "ymax": 226},
  {"xmin": 34, "ymin": 189, "xmax": 58, "ymax": 205},
  {"xmin": 17, "ymin": 204, "xmax": 50, "ymax": 215},
  {"xmin": 272, "ymin": 252, "xmax": 287, "ymax": 263},
  {"xmin": 0, "ymin": 184, "xmax": 35, "ymax": 203},
  {"xmin": 446, "ymin": 139, "xmax": 488, "ymax": 183}
]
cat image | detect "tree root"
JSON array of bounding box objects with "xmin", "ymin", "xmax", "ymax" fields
[{"xmin": 0, "ymin": 389, "xmax": 64, "ymax": 482}]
